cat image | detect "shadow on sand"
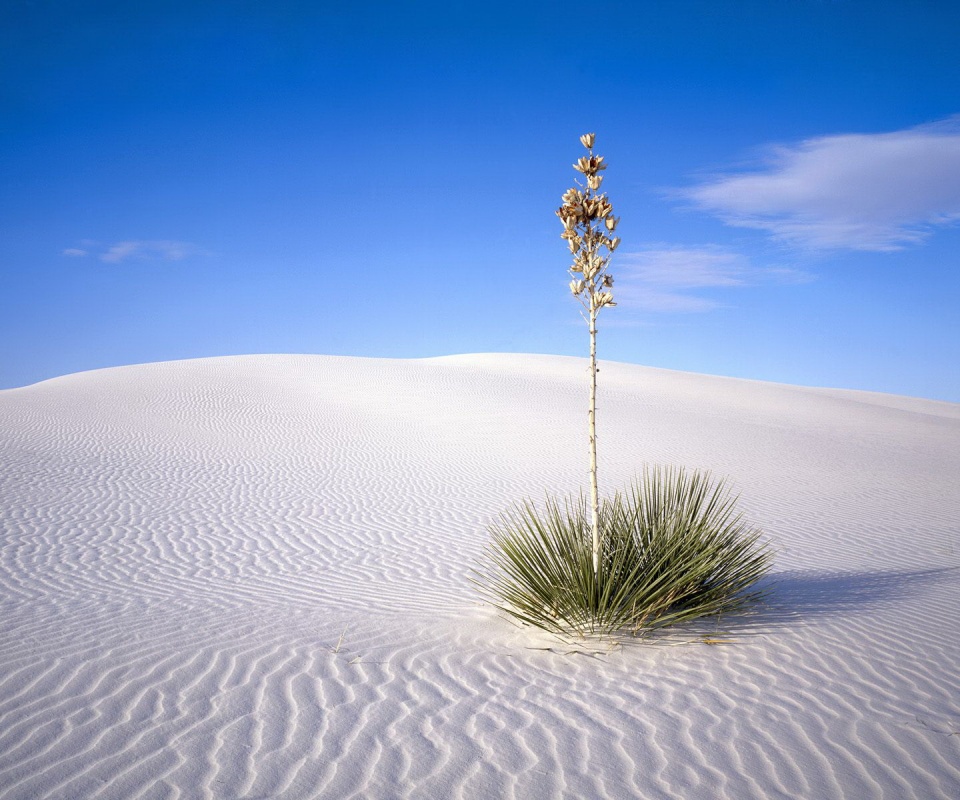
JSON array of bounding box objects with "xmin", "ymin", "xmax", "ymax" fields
[
  {"xmin": 759, "ymin": 566, "xmax": 953, "ymax": 615},
  {"xmin": 706, "ymin": 566, "xmax": 958, "ymax": 639},
  {"xmin": 623, "ymin": 566, "xmax": 959, "ymax": 649}
]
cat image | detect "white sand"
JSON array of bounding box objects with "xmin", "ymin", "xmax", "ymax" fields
[{"xmin": 1, "ymin": 353, "xmax": 958, "ymax": 799}]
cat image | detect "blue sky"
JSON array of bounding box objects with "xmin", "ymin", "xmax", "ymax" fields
[{"xmin": 3, "ymin": 0, "xmax": 959, "ymax": 401}]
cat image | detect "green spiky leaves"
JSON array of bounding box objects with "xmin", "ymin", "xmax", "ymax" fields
[{"xmin": 473, "ymin": 466, "xmax": 772, "ymax": 639}]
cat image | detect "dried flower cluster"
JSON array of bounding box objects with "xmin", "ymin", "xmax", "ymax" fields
[{"xmin": 556, "ymin": 132, "xmax": 620, "ymax": 315}]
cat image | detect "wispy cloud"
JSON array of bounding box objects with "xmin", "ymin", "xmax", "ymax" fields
[
  {"xmin": 100, "ymin": 240, "xmax": 203, "ymax": 263},
  {"xmin": 62, "ymin": 240, "xmax": 206, "ymax": 263},
  {"xmin": 615, "ymin": 245, "xmax": 811, "ymax": 313},
  {"xmin": 616, "ymin": 246, "xmax": 746, "ymax": 312},
  {"xmin": 680, "ymin": 116, "xmax": 960, "ymax": 251}
]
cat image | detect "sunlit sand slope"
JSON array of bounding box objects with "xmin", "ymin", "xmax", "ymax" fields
[{"xmin": 1, "ymin": 354, "xmax": 958, "ymax": 799}]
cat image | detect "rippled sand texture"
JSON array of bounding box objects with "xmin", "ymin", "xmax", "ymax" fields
[{"xmin": 1, "ymin": 354, "xmax": 959, "ymax": 799}]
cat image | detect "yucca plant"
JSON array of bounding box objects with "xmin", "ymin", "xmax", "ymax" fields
[
  {"xmin": 474, "ymin": 134, "xmax": 772, "ymax": 640},
  {"xmin": 473, "ymin": 466, "xmax": 772, "ymax": 638}
]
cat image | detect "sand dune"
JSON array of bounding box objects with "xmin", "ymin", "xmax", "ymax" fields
[{"xmin": 1, "ymin": 353, "xmax": 958, "ymax": 799}]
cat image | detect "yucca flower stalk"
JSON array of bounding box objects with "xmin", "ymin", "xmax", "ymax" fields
[{"xmin": 556, "ymin": 132, "xmax": 621, "ymax": 577}]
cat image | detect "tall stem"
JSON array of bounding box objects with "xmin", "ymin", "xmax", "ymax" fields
[
  {"xmin": 585, "ymin": 144, "xmax": 601, "ymax": 579},
  {"xmin": 558, "ymin": 134, "xmax": 614, "ymax": 581},
  {"xmin": 589, "ymin": 306, "xmax": 600, "ymax": 577}
]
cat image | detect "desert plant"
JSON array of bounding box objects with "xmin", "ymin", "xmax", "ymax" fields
[
  {"xmin": 556, "ymin": 132, "xmax": 621, "ymax": 577},
  {"xmin": 474, "ymin": 134, "xmax": 771, "ymax": 640},
  {"xmin": 473, "ymin": 466, "xmax": 772, "ymax": 638}
]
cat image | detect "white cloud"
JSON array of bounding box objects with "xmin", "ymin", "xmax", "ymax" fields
[
  {"xmin": 63, "ymin": 240, "xmax": 205, "ymax": 264},
  {"xmin": 681, "ymin": 116, "xmax": 960, "ymax": 251},
  {"xmin": 614, "ymin": 245, "xmax": 810, "ymax": 313},
  {"xmin": 100, "ymin": 240, "xmax": 201, "ymax": 264},
  {"xmin": 100, "ymin": 241, "xmax": 143, "ymax": 263},
  {"xmin": 616, "ymin": 245, "xmax": 747, "ymax": 312}
]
